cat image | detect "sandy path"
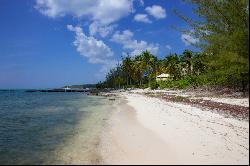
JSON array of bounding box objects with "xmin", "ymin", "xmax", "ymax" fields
[{"xmin": 99, "ymin": 94, "xmax": 249, "ymax": 165}]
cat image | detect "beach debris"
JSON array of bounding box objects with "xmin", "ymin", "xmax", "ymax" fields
[{"xmin": 145, "ymin": 92, "xmax": 249, "ymax": 121}]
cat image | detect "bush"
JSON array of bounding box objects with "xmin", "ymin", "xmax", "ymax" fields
[
  {"xmin": 149, "ymin": 81, "xmax": 159, "ymax": 89},
  {"xmin": 140, "ymin": 84, "xmax": 149, "ymax": 89},
  {"xmin": 158, "ymin": 80, "xmax": 173, "ymax": 89},
  {"xmin": 195, "ymin": 75, "xmax": 208, "ymax": 86},
  {"xmin": 174, "ymin": 79, "xmax": 192, "ymax": 89},
  {"xmin": 157, "ymin": 79, "xmax": 191, "ymax": 89}
]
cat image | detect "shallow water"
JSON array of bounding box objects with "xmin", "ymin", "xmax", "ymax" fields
[{"xmin": 0, "ymin": 90, "xmax": 114, "ymax": 164}]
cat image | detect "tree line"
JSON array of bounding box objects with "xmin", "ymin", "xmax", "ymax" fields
[
  {"xmin": 97, "ymin": 50, "xmax": 206, "ymax": 89},
  {"xmin": 97, "ymin": 0, "xmax": 249, "ymax": 92}
]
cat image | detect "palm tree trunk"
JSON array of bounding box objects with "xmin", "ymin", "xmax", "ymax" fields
[{"xmin": 127, "ymin": 75, "xmax": 129, "ymax": 87}]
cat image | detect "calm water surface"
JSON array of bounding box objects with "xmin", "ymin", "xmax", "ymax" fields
[{"xmin": 0, "ymin": 90, "xmax": 114, "ymax": 164}]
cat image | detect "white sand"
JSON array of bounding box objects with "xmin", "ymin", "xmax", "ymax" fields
[
  {"xmin": 99, "ymin": 100, "xmax": 179, "ymax": 164},
  {"xmin": 100, "ymin": 93, "xmax": 249, "ymax": 165}
]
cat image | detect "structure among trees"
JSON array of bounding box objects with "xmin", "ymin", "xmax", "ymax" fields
[{"xmin": 156, "ymin": 73, "xmax": 172, "ymax": 81}]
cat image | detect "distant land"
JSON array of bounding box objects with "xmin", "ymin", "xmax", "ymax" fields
[{"xmin": 62, "ymin": 84, "xmax": 96, "ymax": 89}]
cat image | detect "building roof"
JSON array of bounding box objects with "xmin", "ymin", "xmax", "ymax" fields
[{"xmin": 156, "ymin": 73, "xmax": 170, "ymax": 78}]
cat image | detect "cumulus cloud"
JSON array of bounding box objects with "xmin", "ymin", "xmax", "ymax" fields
[
  {"xmin": 67, "ymin": 25, "xmax": 113, "ymax": 64},
  {"xmin": 89, "ymin": 22, "xmax": 117, "ymax": 38},
  {"xmin": 134, "ymin": 14, "xmax": 152, "ymax": 23},
  {"xmin": 181, "ymin": 32, "xmax": 199, "ymax": 46},
  {"xmin": 111, "ymin": 30, "xmax": 159, "ymax": 56},
  {"xmin": 145, "ymin": 5, "xmax": 166, "ymax": 19},
  {"xmin": 112, "ymin": 30, "xmax": 134, "ymax": 43},
  {"xmin": 35, "ymin": 0, "xmax": 133, "ymax": 25},
  {"xmin": 67, "ymin": 24, "xmax": 118, "ymax": 77}
]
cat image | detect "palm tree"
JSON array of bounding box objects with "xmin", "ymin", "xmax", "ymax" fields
[
  {"xmin": 141, "ymin": 50, "xmax": 156, "ymax": 84},
  {"xmin": 134, "ymin": 54, "xmax": 146, "ymax": 85},
  {"xmin": 148, "ymin": 54, "xmax": 158, "ymax": 83},
  {"xmin": 163, "ymin": 54, "xmax": 181, "ymax": 80},
  {"xmin": 181, "ymin": 49, "xmax": 193, "ymax": 75},
  {"xmin": 122, "ymin": 55, "xmax": 133, "ymax": 87}
]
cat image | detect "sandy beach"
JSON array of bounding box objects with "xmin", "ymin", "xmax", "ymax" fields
[{"xmin": 99, "ymin": 90, "xmax": 249, "ymax": 165}]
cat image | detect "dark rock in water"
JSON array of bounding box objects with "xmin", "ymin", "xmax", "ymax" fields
[
  {"xmin": 109, "ymin": 98, "xmax": 115, "ymax": 101},
  {"xmin": 88, "ymin": 89, "xmax": 101, "ymax": 96},
  {"xmin": 26, "ymin": 89, "xmax": 90, "ymax": 93}
]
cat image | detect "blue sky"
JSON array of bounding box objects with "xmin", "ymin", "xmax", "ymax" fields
[{"xmin": 0, "ymin": 0, "xmax": 199, "ymax": 89}]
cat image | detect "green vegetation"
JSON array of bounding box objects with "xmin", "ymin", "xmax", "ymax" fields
[
  {"xmin": 149, "ymin": 81, "xmax": 159, "ymax": 90},
  {"xmin": 97, "ymin": 0, "xmax": 249, "ymax": 93},
  {"xmin": 97, "ymin": 50, "xmax": 210, "ymax": 90}
]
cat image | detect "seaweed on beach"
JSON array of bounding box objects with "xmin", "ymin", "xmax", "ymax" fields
[{"xmin": 145, "ymin": 93, "xmax": 249, "ymax": 121}]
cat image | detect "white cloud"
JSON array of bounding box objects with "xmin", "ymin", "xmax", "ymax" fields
[
  {"xmin": 35, "ymin": 0, "xmax": 133, "ymax": 25},
  {"xmin": 145, "ymin": 5, "xmax": 166, "ymax": 19},
  {"xmin": 111, "ymin": 30, "xmax": 159, "ymax": 56},
  {"xmin": 112, "ymin": 30, "xmax": 134, "ymax": 43},
  {"xmin": 166, "ymin": 44, "xmax": 172, "ymax": 50},
  {"xmin": 89, "ymin": 22, "xmax": 117, "ymax": 38},
  {"xmin": 181, "ymin": 32, "xmax": 199, "ymax": 46},
  {"xmin": 67, "ymin": 25, "xmax": 118, "ymax": 78},
  {"xmin": 67, "ymin": 25, "xmax": 113, "ymax": 64},
  {"xmin": 134, "ymin": 14, "xmax": 152, "ymax": 23}
]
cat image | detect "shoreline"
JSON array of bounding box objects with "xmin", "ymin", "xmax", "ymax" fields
[
  {"xmin": 99, "ymin": 97, "xmax": 179, "ymax": 164},
  {"xmin": 98, "ymin": 90, "xmax": 249, "ymax": 164}
]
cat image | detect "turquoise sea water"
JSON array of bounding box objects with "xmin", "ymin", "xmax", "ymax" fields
[{"xmin": 0, "ymin": 90, "xmax": 114, "ymax": 164}]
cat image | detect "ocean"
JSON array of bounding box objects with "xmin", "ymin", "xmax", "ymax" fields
[{"xmin": 0, "ymin": 90, "xmax": 115, "ymax": 164}]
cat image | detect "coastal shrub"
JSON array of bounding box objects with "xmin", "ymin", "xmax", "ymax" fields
[
  {"xmin": 174, "ymin": 79, "xmax": 192, "ymax": 89},
  {"xmin": 157, "ymin": 78, "xmax": 193, "ymax": 89},
  {"xmin": 185, "ymin": 75, "xmax": 207, "ymax": 88},
  {"xmin": 196, "ymin": 75, "xmax": 212, "ymax": 86},
  {"xmin": 158, "ymin": 81, "xmax": 174, "ymax": 89},
  {"xmin": 158, "ymin": 81, "xmax": 167, "ymax": 89},
  {"xmin": 149, "ymin": 81, "xmax": 159, "ymax": 89},
  {"xmin": 143, "ymin": 84, "xmax": 149, "ymax": 89}
]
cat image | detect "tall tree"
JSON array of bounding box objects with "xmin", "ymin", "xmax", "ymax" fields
[
  {"xmin": 122, "ymin": 55, "xmax": 133, "ymax": 86},
  {"xmin": 175, "ymin": 0, "xmax": 249, "ymax": 88},
  {"xmin": 163, "ymin": 54, "xmax": 181, "ymax": 80},
  {"xmin": 180, "ymin": 49, "xmax": 194, "ymax": 75}
]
